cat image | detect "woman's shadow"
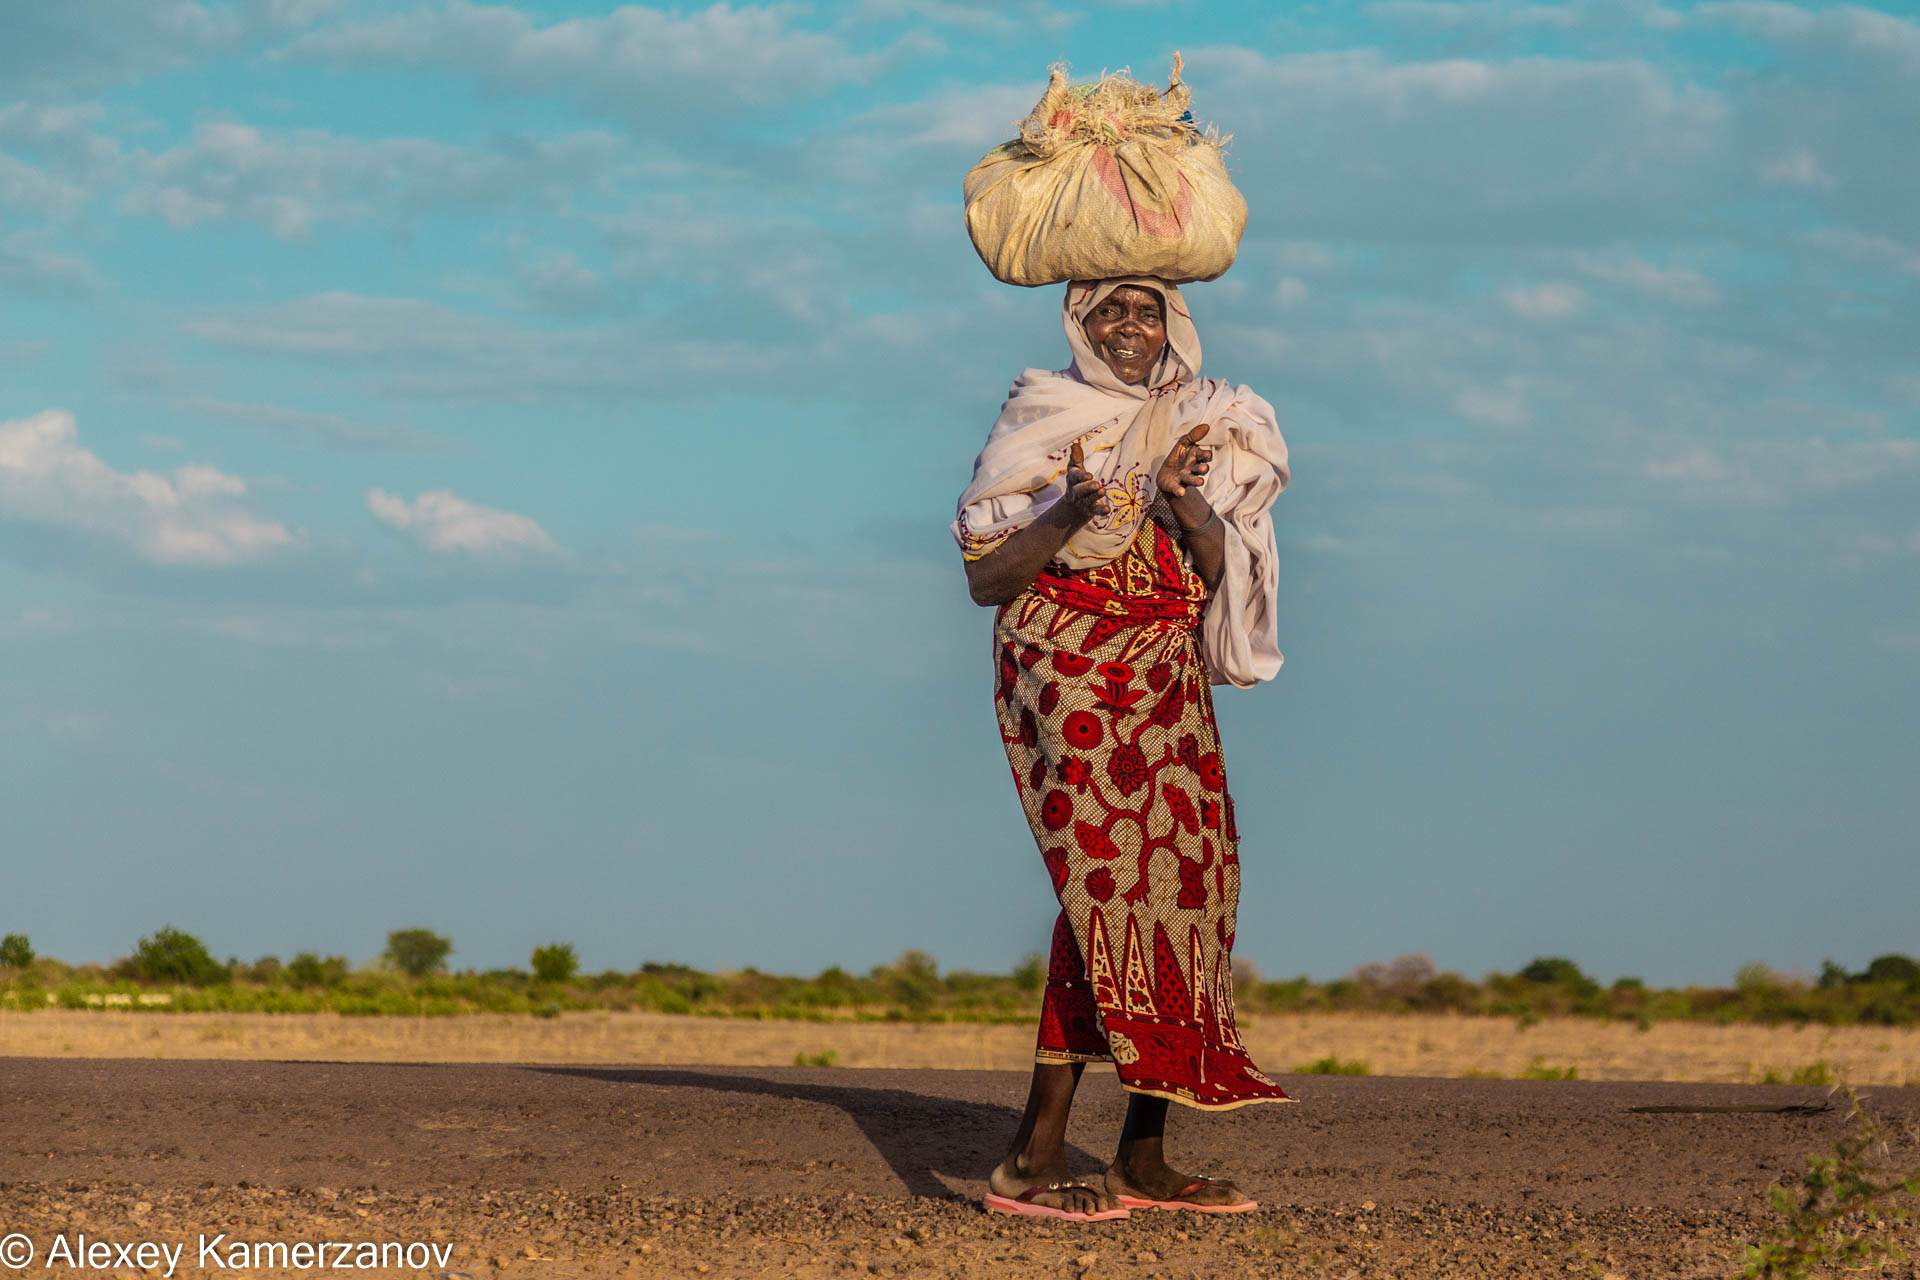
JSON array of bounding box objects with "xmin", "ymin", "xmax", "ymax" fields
[{"xmin": 531, "ymin": 1066, "xmax": 1111, "ymax": 1201}]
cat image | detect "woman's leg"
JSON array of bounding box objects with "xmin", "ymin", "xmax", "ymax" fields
[
  {"xmin": 1106, "ymin": 1092, "xmax": 1251, "ymax": 1207},
  {"xmin": 987, "ymin": 1061, "xmax": 1123, "ymax": 1214}
]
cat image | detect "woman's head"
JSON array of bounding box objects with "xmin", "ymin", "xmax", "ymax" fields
[
  {"xmin": 1064, "ymin": 277, "xmax": 1199, "ymax": 395},
  {"xmin": 1080, "ymin": 284, "xmax": 1167, "ymax": 386}
]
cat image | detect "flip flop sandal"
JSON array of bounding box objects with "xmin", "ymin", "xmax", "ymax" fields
[
  {"xmin": 982, "ymin": 1181, "xmax": 1131, "ymax": 1222},
  {"xmin": 1116, "ymin": 1178, "xmax": 1259, "ymax": 1213}
]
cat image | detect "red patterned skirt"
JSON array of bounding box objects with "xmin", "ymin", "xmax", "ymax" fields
[{"xmin": 993, "ymin": 514, "xmax": 1290, "ymax": 1110}]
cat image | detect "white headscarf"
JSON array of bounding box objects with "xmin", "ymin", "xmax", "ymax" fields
[{"xmin": 953, "ymin": 277, "xmax": 1291, "ymax": 687}]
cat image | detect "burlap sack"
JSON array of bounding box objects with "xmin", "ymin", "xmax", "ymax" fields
[{"xmin": 964, "ymin": 55, "xmax": 1246, "ymax": 288}]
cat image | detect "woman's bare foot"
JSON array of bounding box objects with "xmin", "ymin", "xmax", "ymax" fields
[
  {"xmin": 989, "ymin": 1152, "xmax": 1125, "ymax": 1216},
  {"xmin": 1104, "ymin": 1153, "xmax": 1251, "ymax": 1208}
]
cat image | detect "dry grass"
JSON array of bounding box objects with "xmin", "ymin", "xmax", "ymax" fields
[{"xmin": 4, "ymin": 1009, "xmax": 1918, "ymax": 1085}]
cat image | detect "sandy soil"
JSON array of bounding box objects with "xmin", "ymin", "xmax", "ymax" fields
[
  {"xmin": 3, "ymin": 1058, "xmax": 1917, "ymax": 1278},
  {"xmin": 5, "ymin": 1009, "xmax": 1918, "ymax": 1086}
]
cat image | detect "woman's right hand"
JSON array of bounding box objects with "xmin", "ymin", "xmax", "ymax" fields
[{"xmin": 1060, "ymin": 441, "xmax": 1111, "ymax": 528}]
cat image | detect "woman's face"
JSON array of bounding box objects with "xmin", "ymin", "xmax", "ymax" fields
[{"xmin": 1082, "ymin": 285, "xmax": 1167, "ymax": 385}]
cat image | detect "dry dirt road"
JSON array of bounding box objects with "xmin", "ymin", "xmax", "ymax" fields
[{"xmin": 3, "ymin": 1058, "xmax": 1917, "ymax": 1279}]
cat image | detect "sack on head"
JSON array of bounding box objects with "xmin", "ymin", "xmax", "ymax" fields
[{"xmin": 963, "ymin": 54, "xmax": 1246, "ymax": 288}]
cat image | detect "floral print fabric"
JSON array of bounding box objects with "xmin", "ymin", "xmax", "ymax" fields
[{"xmin": 994, "ymin": 505, "xmax": 1291, "ymax": 1110}]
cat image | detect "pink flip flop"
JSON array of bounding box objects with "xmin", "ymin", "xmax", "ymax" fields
[
  {"xmin": 1116, "ymin": 1179, "xmax": 1259, "ymax": 1213},
  {"xmin": 982, "ymin": 1182, "xmax": 1131, "ymax": 1222}
]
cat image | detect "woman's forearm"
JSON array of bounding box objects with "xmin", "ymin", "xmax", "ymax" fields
[
  {"xmin": 964, "ymin": 503, "xmax": 1085, "ymax": 606},
  {"xmin": 1167, "ymin": 489, "xmax": 1225, "ymax": 594}
]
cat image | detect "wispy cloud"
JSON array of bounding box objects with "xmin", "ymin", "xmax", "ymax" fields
[
  {"xmin": 367, "ymin": 487, "xmax": 560, "ymax": 555},
  {"xmin": 274, "ymin": 1, "xmax": 930, "ymax": 126},
  {"xmin": 121, "ymin": 120, "xmax": 626, "ymax": 239},
  {"xmin": 0, "ymin": 409, "xmax": 293, "ymax": 565}
]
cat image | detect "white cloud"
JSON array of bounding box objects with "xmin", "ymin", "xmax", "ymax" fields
[
  {"xmin": 1275, "ymin": 276, "xmax": 1310, "ymax": 308},
  {"xmin": 1185, "ymin": 47, "xmax": 1731, "ymax": 243},
  {"xmin": 275, "ymin": 1, "xmax": 915, "ymax": 124},
  {"xmin": 1803, "ymin": 228, "xmax": 1920, "ymax": 278},
  {"xmin": 1567, "ymin": 251, "xmax": 1720, "ymax": 304},
  {"xmin": 0, "ymin": 409, "xmax": 293, "ymax": 565},
  {"xmin": 1762, "ymin": 150, "xmax": 1836, "ymax": 189},
  {"xmin": 1452, "ymin": 374, "xmax": 1533, "ymax": 428},
  {"xmin": 0, "ymin": 231, "xmax": 100, "ymax": 293},
  {"xmin": 1644, "ymin": 436, "xmax": 1920, "ymax": 504},
  {"xmin": 1500, "ymin": 281, "xmax": 1584, "ymax": 319},
  {"xmin": 366, "ymin": 487, "xmax": 560, "ymax": 555},
  {"xmin": 173, "ymin": 396, "xmax": 452, "ymax": 453},
  {"xmin": 0, "ymin": 154, "xmax": 87, "ymax": 218},
  {"xmin": 0, "ymin": 2, "xmax": 239, "ymax": 97},
  {"xmin": 121, "ymin": 120, "xmax": 626, "ymax": 239},
  {"xmin": 516, "ymin": 251, "xmax": 608, "ymax": 314},
  {"xmin": 0, "ymin": 102, "xmax": 125, "ymax": 190}
]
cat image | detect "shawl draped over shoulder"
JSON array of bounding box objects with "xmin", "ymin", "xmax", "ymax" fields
[{"xmin": 951, "ymin": 276, "xmax": 1290, "ymax": 688}]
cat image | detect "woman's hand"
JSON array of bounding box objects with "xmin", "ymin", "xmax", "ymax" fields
[
  {"xmin": 1061, "ymin": 440, "xmax": 1111, "ymax": 527},
  {"xmin": 1157, "ymin": 424, "xmax": 1212, "ymax": 497},
  {"xmin": 962, "ymin": 440, "xmax": 1110, "ymax": 607}
]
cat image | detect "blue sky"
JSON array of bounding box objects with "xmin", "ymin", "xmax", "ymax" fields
[{"xmin": 3, "ymin": 0, "xmax": 1916, "ymax": 987}]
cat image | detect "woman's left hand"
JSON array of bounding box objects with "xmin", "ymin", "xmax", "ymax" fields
[{"xmin": 1156, "ymin": 424, "xmax": 1212, "ymax": 497}]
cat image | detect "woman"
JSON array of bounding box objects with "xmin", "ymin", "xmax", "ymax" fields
[{"xmin": 952, "ymin": 276, "xmax": 1292, "ymax": 1222}]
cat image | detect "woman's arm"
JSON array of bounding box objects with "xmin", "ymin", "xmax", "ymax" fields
[
  {"xmin": 963, "ymin": 443, "xmax": 1109, "ymax": 607},
  {"xmin": 1157, "ymin": 425, "xmax": 1224, "ymax": 594},
  {"xmin": 1166, "ymin": 487, "xmax": 1225, "ymax": 594}
]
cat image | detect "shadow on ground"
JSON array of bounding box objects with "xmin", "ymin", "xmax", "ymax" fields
[{"xmin": 534, "ymin": 1066, "xmax": 1093, "ymax": 1201}]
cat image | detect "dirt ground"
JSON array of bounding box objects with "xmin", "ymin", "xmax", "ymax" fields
[
  {"xmin": 6, "ymin": 1009, "xmax": 1918, "ymax": 1086},
  {"xmin": 3, "ymin": 1058, "xmax": 1918, "ymax": 1279}
]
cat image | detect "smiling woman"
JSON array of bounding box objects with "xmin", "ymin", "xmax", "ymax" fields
[{"xmin": 951, "ymin": 275, "xmax": 1293, "ymax": 1222}]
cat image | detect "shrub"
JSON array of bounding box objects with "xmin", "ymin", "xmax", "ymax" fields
[
  {"xmin": 383, "ymin": 929, "xmax": 453, "ymax": 978},
  {"xmin": 880, "ymin": 950, "xmax": 940, "ymax": 1013},
  {"xmin": 1294, "ymin": 1056, "xmax": 1369, "ymax": 1075},
  {"xmin": 119, "ymin": 926, "xmax": 227, "ymax": 986},
  {"xmin": 1520, "ymin": 1056, "xmax": 1578, "ymax": 1081},
  {"xmin": 1011, "ymin": 952, "xmax": 1045, "ymax": 994},
  {"xmin": 0, "ymin": 933, "xmax": 33, "ymax": 969},
  {"xmin": 1863, "ymin": 954, "xmax": 1920, "ymax": 992},
  {"xmin": 1740, "ymin": 1085, "xmax": 1920, "ymax": 1278},
  {"xmin": 531, "ymin": 943, "xmax": 578, "ymax": 985},
  {"xmin": 1519, "ymin": 957, "xmax": 1600, "ymax": 998},
  {"xmin": 286, "ymin": 952, "xmax": 349, "ymax": 987},
  {"xmin": 794, "ymin": 1049, "xmax": 840, "ymax": 1067}
]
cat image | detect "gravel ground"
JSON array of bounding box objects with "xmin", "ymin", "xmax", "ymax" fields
[{"xmin": 3, "ymin": 1059, "xmax": 1917, "ymax": 1278}]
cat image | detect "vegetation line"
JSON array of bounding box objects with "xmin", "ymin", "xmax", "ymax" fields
[{"xmin": 3, "ymin": 931, "xmax": 1919, "ymax": 1028}]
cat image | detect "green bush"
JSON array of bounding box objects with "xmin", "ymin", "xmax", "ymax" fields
[
  {"xmin": 1863, "ymin": 955, "xmax": 1920, "ymax": 992},
  {"xmin": 1520, "ymin": 1056, "xmax": 1578, "ymax": 1081},
  {"xmin": 1519, "ymin": 957, "xmax": 1600, "ymax": 999},
  {"xmin": 286, "ymin": 952, "xmax": 349, "ymax": 987},
  {"xmin": 119, "ymin": 926, "xmax": 227, "ymax": 986},
  {"xmin": 1294, "ymin": 1056, "xmax": 1369, "ymax": 1075},
  {"xmin": 383, "ymin": 929, "xmax": 452, "ymax": 978},
  {"xmin": 0, "ymin": 933, "xmax": 33, "ymax": 969},
  {"xmin": 531, "ymin": 943, "xmax": 578, "ymax": 984}
]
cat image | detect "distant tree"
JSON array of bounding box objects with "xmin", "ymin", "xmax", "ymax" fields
[
  {"xmin": 883, "ymin": 950, "xmax": 940, "ymax": 1012},
  {"xmin": 1863, "ymin": 955, "xmax": 1920, "ymax": 992},
  {"xmin": 1011, "ymin": 951, "xmax": 1045, "ymax": 994},
  {"xmin": 286, "ymin": 952, "xmax": 350, "ymax": 987},
  {"xmin": 121, "ymin": 926, "xmax": 227, "ymax": 986},
  {"xmin": 1818, "ymin": 960, "xmax": 1851, "ymax": 990},
  {"xmin": 0, "ymin": 933, "xmax": 32, "ymax": 969},
  {"xmin": 248, "ymin": 956, "xmax": 284, "ymax": 984},
  {"xmin": 1519, "ymin": 957, "xmax": 1599, "ymax": 996},
  {"xmin": 531, "ymin": 943, "xmax": 578, "ymax": 984},
  {"xmin": 384, "ymin": 929, "xmax": 453, "ymax": 978}
]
